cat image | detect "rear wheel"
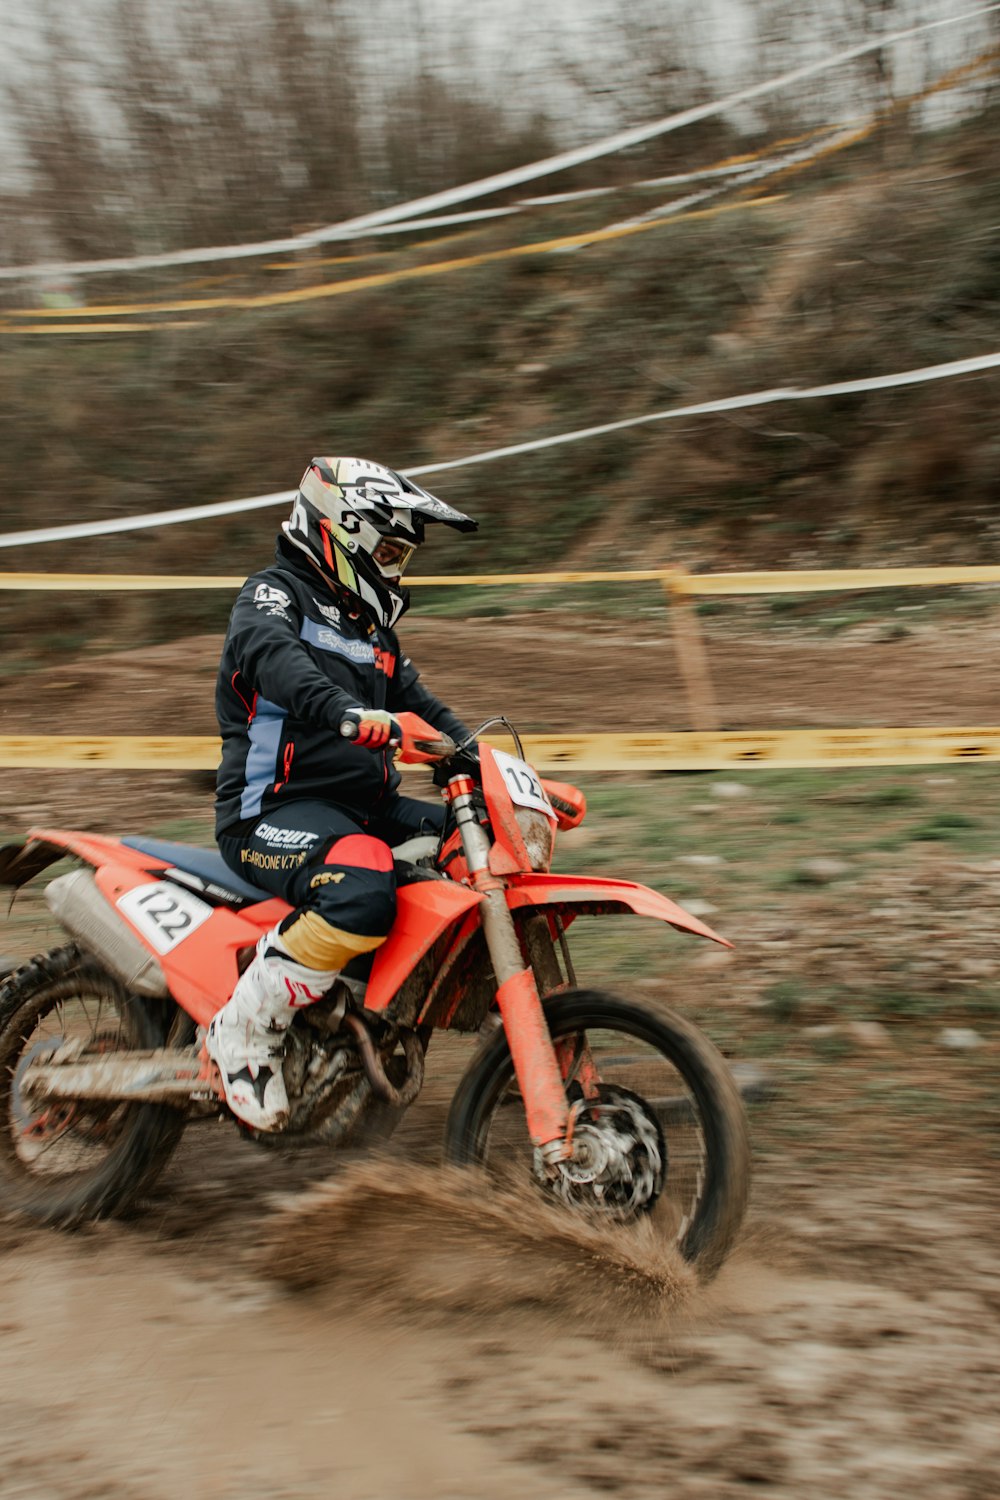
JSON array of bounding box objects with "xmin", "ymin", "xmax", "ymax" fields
[
  {"xmin": 0, "ymin": 946, "xmax": 186, "ymax": 1226},
  {"xmin": 444, "ymin": 989, "xmax": 750, "ymax": 1279}
]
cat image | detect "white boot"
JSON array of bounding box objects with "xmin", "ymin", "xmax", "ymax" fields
[{"xmin": 206, "ymin": 931, "xmax": 339, "ymax": 1132}]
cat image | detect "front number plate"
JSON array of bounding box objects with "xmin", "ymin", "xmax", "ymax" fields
[{"xmin": 493, "ymin": 749, "xmax": 555, "ymax": 819}]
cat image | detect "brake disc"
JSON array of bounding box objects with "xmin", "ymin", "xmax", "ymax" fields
[{"xmin": 535, "ymin": 1084, "xmax": 666, "ymax": 1218}]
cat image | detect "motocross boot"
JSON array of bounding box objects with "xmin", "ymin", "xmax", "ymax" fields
[{"xmin": 206, "ymin": 930, "xmax": 339, "ymax": 1132}]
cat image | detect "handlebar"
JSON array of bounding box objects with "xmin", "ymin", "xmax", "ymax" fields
[{"xmin": 338, "ymin": 713, "xmax": 457, "ymax": 764}]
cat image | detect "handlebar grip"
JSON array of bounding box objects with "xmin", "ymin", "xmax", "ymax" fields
[{"xmin": 339, "ymin": 718, "xmax": 359, "ymax": 740}]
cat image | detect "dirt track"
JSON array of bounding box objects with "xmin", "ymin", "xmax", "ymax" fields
[{"xmin": 1, "ymin": 611, "xmax": 999, "ymax": 1499}]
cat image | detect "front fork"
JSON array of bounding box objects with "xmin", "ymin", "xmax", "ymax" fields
[{"xmin": 447, "ymin": 776, "xmax": 572, "ymax": 1165}]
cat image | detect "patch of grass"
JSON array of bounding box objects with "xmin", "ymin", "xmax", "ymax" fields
[
  {"xmin": 907, "ymin": 811, "xmax": 980, "ymax": 842},
  {"xmin": 869, "ymin": 988, "xmax": 940, "ymax": 1021},
  {"xmin": 885, "ymin": 1087, "xmax": 948, "ymax": 1117},
  {"xmin": 762, "ymin": 979, "xmax": 805, "ymax": 1023},
  {"xmin": 861, "ymin": 785, "xmax": 922, "ymax": 808},
  {"xmin": 815, "ymin": 611, "xmax": 873, "ymax": 635},
  {"xmin": 808, "ymin": 1031, "xmax": 852, "ymax": 1061},
  {"xmin": 771, "ymin": 807, "xmax": 805, "ymax": 825}
]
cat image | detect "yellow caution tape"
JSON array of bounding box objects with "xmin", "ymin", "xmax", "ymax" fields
[
  {"xmin": 670, "ymin": 566, "xmax": 1000, "ymax": 595},
  {"xmin": 524, "ymin": 728, "xmax": 1000, "ymax": 770},
  {"xmin": 4, "ymin": 48, "xmax": 995, "ymax": 338},
  {"xmin": 3, "ymin": 728, "xmax": 1000, "ymax": 772},
  {"xmin": 0, "ymin": 321, "xmax": 206, "ymax": 335},
  {"xmin": 0, "ymin": 572, "xmax": 248, "ymax": 591},
  {"xmin": 13, "ymin": 50, "xmax": 998, "ymax": 333},
  {"xmin": 3, "ymin": 565, "xmax": 1000, "ymax": 593},
  {"xmin": 0, "ymin": 569, "xmax": 671, "ymax": 590},
  {"xmin": 0, "ymin": 196, "xmax": 784, "ymax": 325}
]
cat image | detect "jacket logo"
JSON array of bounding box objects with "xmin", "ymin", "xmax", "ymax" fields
[
  {"xmin": 254, "ymin": 584, "xmax": 291, "ymax": 609},
  {"xmin": 373, "ymin": 646, "xmax": 396, "ymax": 678},
  {"xmin": 314, "ymin": 600, "xmax": 341, "ymax": 625},
  {"xmin": 301, "ymin": 618, "xmax": 375, "ymax": 663}
]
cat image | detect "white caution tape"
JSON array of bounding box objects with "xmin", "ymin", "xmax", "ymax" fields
[
  {"xmin": 0, "ymin": 2, "xmax": 995, "ymax": 284},
  {"xmin": 358, "ymin": 206, "xmax": 520, "ymax": 237},
  {"xmin": 406, "ymin": 350, "xmax": 1000, "ymax": 477},
  {"xmin": 2, "ymin": 349, "xmax": 999, "ymax": 549}
]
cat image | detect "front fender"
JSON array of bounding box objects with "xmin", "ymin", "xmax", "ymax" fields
[{"xmin": 504, "ymin": 872, "xmax": 731, "ymax": 947}]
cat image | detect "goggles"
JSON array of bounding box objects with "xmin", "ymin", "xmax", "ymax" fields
[{"xmin": 372, "ymin": 537, "xmax": 417, "ymax": 576}]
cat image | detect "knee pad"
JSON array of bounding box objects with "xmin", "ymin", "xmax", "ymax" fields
[
  {"xmin": 279, "ymin": 832, "xmax": 397, "ymax": 970},
  {"xmin": 277, "ymin": 909, "xmax": 386, "ymax": 971}
]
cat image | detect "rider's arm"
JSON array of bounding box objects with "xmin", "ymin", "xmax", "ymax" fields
[
  {"xmin": 226, "ymin": 580, "xmax": 359, "ymax": 729},
  {"xmin": 388, "ymin": 648, "xmax": 472, "ymax": 745}
]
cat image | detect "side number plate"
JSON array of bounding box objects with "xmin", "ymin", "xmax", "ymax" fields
[{"xmin": 117, "ymin": 881, "xmax": 214, "ymax": 955}]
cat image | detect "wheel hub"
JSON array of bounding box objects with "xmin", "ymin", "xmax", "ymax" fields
[{"xmin": 534, "ymin": 1085, "xmax": 666, "ymax": 1218}]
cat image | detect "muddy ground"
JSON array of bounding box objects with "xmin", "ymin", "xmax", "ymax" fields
[{"xmin": 0, "ymin": 609, "xmax": 998, "ymax": 1499}]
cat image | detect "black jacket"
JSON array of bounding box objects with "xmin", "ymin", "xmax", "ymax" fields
[{"xmin": 215, "ymin": 540, "xmax": 469, "ymax": 837}]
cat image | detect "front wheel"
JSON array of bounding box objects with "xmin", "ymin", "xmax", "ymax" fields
[{"xmin": 444, "ymin": 989, "xmax": 751, "ymax": 1280}]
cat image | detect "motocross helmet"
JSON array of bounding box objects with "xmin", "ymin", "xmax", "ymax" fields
[{"xmin": 282, "ymin": 456, "xmax": 476, "ymax": 627}]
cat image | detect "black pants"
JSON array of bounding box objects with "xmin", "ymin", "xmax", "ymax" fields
[{"xmin": 218, "ymin": 793, "xmax": 444, "ymax": 971}]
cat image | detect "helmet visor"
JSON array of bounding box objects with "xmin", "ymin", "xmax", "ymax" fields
[{"xmin": 372, "ymin": 537, "xmax": 417, "ymax": 577}]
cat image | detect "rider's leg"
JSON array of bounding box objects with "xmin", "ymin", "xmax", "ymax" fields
[
  {"xmin": 366, "ymin": 792, "xmax": 446, "ymax": 845},
  {"xmin": 210, "ymin": 803, "xmax": 397, "ymax": 1131}
]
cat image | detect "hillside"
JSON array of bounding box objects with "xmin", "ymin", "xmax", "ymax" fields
[{"xmin": 0, "ymin": 100, "xmax": 999, "ymax": 661}]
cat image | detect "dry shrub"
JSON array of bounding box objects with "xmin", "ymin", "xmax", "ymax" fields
[{"xmin": 1, "ymin": 0, "xmax": 558, "ymax": 267}]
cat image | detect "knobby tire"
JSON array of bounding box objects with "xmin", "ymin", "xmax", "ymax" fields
[
  {"xmin": 444, "ymin": 989, "xmax": 751, "ymax": 1280},
  {"xmin": 0, "ymin": 945, "xmax": 186, "ymax": 1227}
]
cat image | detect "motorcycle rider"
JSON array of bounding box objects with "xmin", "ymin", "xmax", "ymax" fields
[{"xmin": 208, "ymin": 456, "xmax": 476, "ymax": 1131}]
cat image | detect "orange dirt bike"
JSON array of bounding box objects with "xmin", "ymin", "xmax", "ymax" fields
[{"xmin": 0, "ymin": 712, "xmax": 750, "ymax": 1276}]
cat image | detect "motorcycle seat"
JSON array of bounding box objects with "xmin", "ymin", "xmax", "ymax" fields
[
  {"xmin": 121, "ymin": 837, "xmax": 271, "ymax": 905},
  {"xmin": 121, "ymin": 831, "xmax": 444, "ymax": 906}
]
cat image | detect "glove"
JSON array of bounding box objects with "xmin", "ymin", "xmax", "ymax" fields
[{"xmin": 340, "ymin": 708, "xmax": 402, "ymax": 751}]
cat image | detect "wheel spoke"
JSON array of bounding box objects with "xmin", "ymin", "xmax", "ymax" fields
[
  {"xmin": 0, "ymin": 952, "xmax": 184, "ymax": 1216},
  {"xmin": 449, "ymin": 989, "xmax": 750, "ymax": 1276}
]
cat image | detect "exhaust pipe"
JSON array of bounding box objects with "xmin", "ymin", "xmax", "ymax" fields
[{"xmin": 45, "ymin": 869, "xmax": 169, "ymax": 999}]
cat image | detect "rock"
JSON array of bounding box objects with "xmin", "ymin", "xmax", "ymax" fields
[
  {"xmin": 957, "ymin": 957, "xmax": 997, "ymax": 979},
  {"xmin": 691, "ymin": 947, "xmax": 735, "ymax": 970},
  {"xmin": 711, "ymin": 781, "xmax": 752, "ymax": 799},
  {"xmin": 797, "ymin": 858, "xmax": 852, "ymax": 883},
  {"xmin": 675, "ymin": 854, "xmax": 726, "ymax": 867},
  {"xmin": 729, "ymin": 1062, "xmax": 776, "ymax": 1103},
  {"xmin": 558, "ymin": 825, "xmax": 594, "ymax": 849},
  {"xmin": 802, "ymin": 1024, "xmax": 840, "ymax": 1038},
  {"xmin": 682, "ymin": 898, "xmax": 718, "ymax": 917},
  {"xmin": 873, "ymin": 621, "xmax": 912, "ymax": 642},
  {"xmin": 847, "ymin": 1020, "xmax": 892, "ymax": 1048},
  {"xmin": 939, "ymin": 1027, "xmax": 984, "ymax": 1051}
]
